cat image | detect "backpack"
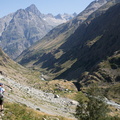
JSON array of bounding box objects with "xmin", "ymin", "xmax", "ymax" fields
[{"xmin": 0, "ymin": 87, "xmax": 4, "ymax": 99}]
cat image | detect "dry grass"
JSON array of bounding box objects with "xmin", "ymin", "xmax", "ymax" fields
[
  {"xmin": 32, "ymin": 79, "xmax": 78, "ymax": 99},
  {"xmin": 3, "ymin": 102, "xmax": 74, "ymax": 120},
  {"xmin": 108, "ymin": 106, "xmax": 120, "ymax": 117}
]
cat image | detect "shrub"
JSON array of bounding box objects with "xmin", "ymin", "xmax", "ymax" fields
[{"xmin": 75, "ymin": 84, "xmax": 109, "ymax": 120}]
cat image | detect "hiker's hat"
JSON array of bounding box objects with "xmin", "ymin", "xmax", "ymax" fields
[{"xmin": 0, "ymin": 83, "xmax": 3, "ymax": 86}]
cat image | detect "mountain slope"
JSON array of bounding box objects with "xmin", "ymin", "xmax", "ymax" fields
[
  {"xmin": 17, "ymin": 0, "xmax": 119, "ymax": 80},
  {"xmin": 17, "ymin": 0, "xmax": 107, "ymax": 69},
  {"xmin": 0, "ymin": 47, "xmax": 41, "ymax": 85},
  {"xmin": 0, "ymin": 48, "xmax": 78, "ymax": 119},
  {"xmin": 55, "ymin": 1, "xmax": 120, "ymax": 80}
]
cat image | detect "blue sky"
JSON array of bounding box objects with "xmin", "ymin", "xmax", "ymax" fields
[{"xmin": 0, "ymin": 0, "xmax": 93, "ymax": 18}]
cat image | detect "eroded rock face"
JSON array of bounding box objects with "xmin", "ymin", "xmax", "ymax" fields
[{"xmin": 0, "ymin": 6, "xmax": 52, "ymax": 59}]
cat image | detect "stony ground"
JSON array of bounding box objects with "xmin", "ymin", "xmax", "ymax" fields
[
  {"xmin": 0, "ymin": 75, "xmax": 78, "ymax": 119},
  {"xmin": 0, "ymin": 75, "xmax": 120, "ymax": 120}
]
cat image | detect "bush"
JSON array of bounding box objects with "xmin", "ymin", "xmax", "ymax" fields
[{"xmin": 75, "ymin": 84, "xmax": 109, "ymax": 120}]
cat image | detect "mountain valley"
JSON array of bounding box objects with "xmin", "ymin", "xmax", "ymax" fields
[
  {"xmin": 17, "ymin": 0, "xmax": 120, "ymax": 82},
  {"xmin": 0, "ymin": 0, "xmax": 120, "ymax": 119}
]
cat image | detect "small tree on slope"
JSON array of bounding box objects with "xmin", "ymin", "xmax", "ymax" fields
[{"xmin": 75, "ymin": 84, "xmax": 109, "ymax": 120}]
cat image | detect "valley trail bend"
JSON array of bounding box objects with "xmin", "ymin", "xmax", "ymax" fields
[{"xmin": 0, "ymin": 75, "xmax": 78, "ymax": 119}]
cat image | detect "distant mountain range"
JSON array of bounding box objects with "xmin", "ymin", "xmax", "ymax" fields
[
  {"xmin": 16, "ymin": 0, "xmax": 120, "ymax": 83},
  {"xmin": 0, "ymin": 4, "xmax": 77, "ymax": 59}
]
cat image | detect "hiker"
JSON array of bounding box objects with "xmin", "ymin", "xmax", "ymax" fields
[{"xmin": 0, "ymin": 83, "xmax": 5, "ymax": 112}]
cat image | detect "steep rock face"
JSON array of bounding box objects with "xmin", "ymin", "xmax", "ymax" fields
[
  {"xmin": 0, "ymin": 5, "xmax": 53, "ymax": 59},
  {"xmin": 0, "ymin": 13, "xmax": 13, "ymax": 36}
]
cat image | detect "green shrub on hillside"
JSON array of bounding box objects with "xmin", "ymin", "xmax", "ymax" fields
[
  {"xmin": 75, "ymin": 84, "xmax": 120, "ymax": 120},
  {"xmin": 104, "ymin": 83, "xmax": 120, "ymax": 104}
]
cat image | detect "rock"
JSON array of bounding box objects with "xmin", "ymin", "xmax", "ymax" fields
[
  {"xmin": 64, "ymin": 80, "xmax": 67, "ymax": 82},
  {"xmin": 0, "ymin": 71, "xmax": 3, "ymax": 75},
  {"xmin": 115, "ymin": 108, "xmax": 119, "ymax": 111},
  {"xmin": 42, "ymin": 118, "xmax": 47, "ymax": 120},
  {"xmin": 70, "ymin": 100, "xmax": 78, "ymax": 105},
  {"xmin": 0, "ymin": 71, "xmax": 7, "ymax": 76},
  {"xmin": 54, "ymin": 95, "xmax": 59, "ymax": 98},
  {"xmin": 36, "ymin": 108, "xmax": 40, "ymax": 111},
  {"xmin": 65, "ymin": 89, "xmax": 68, "ymax": 91}
]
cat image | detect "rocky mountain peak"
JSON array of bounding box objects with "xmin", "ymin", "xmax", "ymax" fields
[
  {"xmin": 84, "ymin": 0, "xmax": 107, "ymax": 13},
  {"xmin": 25, "ymin": 4, "xmax": 42, "ymax": 16},
  {"xmin": 73, "ymin": 12, "xmax": 77, "ymax": 16},
  {"xmin": 55, "ymin": 13, "xmax": 77, "ymax": 20},
  {"xmin": 55, "ymin": 14, "xmax": 62, "ymax": 19}
]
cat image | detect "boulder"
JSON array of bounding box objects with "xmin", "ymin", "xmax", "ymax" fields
[{"xmin": 54, "ymin": 95, "xmax": 59, "ymax": 98}]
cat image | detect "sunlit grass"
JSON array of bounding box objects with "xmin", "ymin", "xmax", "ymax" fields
[{"xmin": 3, "ymin": 102, "xmax": 73, "ymax": 120}]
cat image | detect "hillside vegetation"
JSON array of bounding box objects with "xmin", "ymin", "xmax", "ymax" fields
[
  {"xmin": 0, "ymin": 48, "xmax": 41, "ymax": 85},
  {"xmin": 3, "ymin": 102, "xmax": 72, "ymax": 120}
]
